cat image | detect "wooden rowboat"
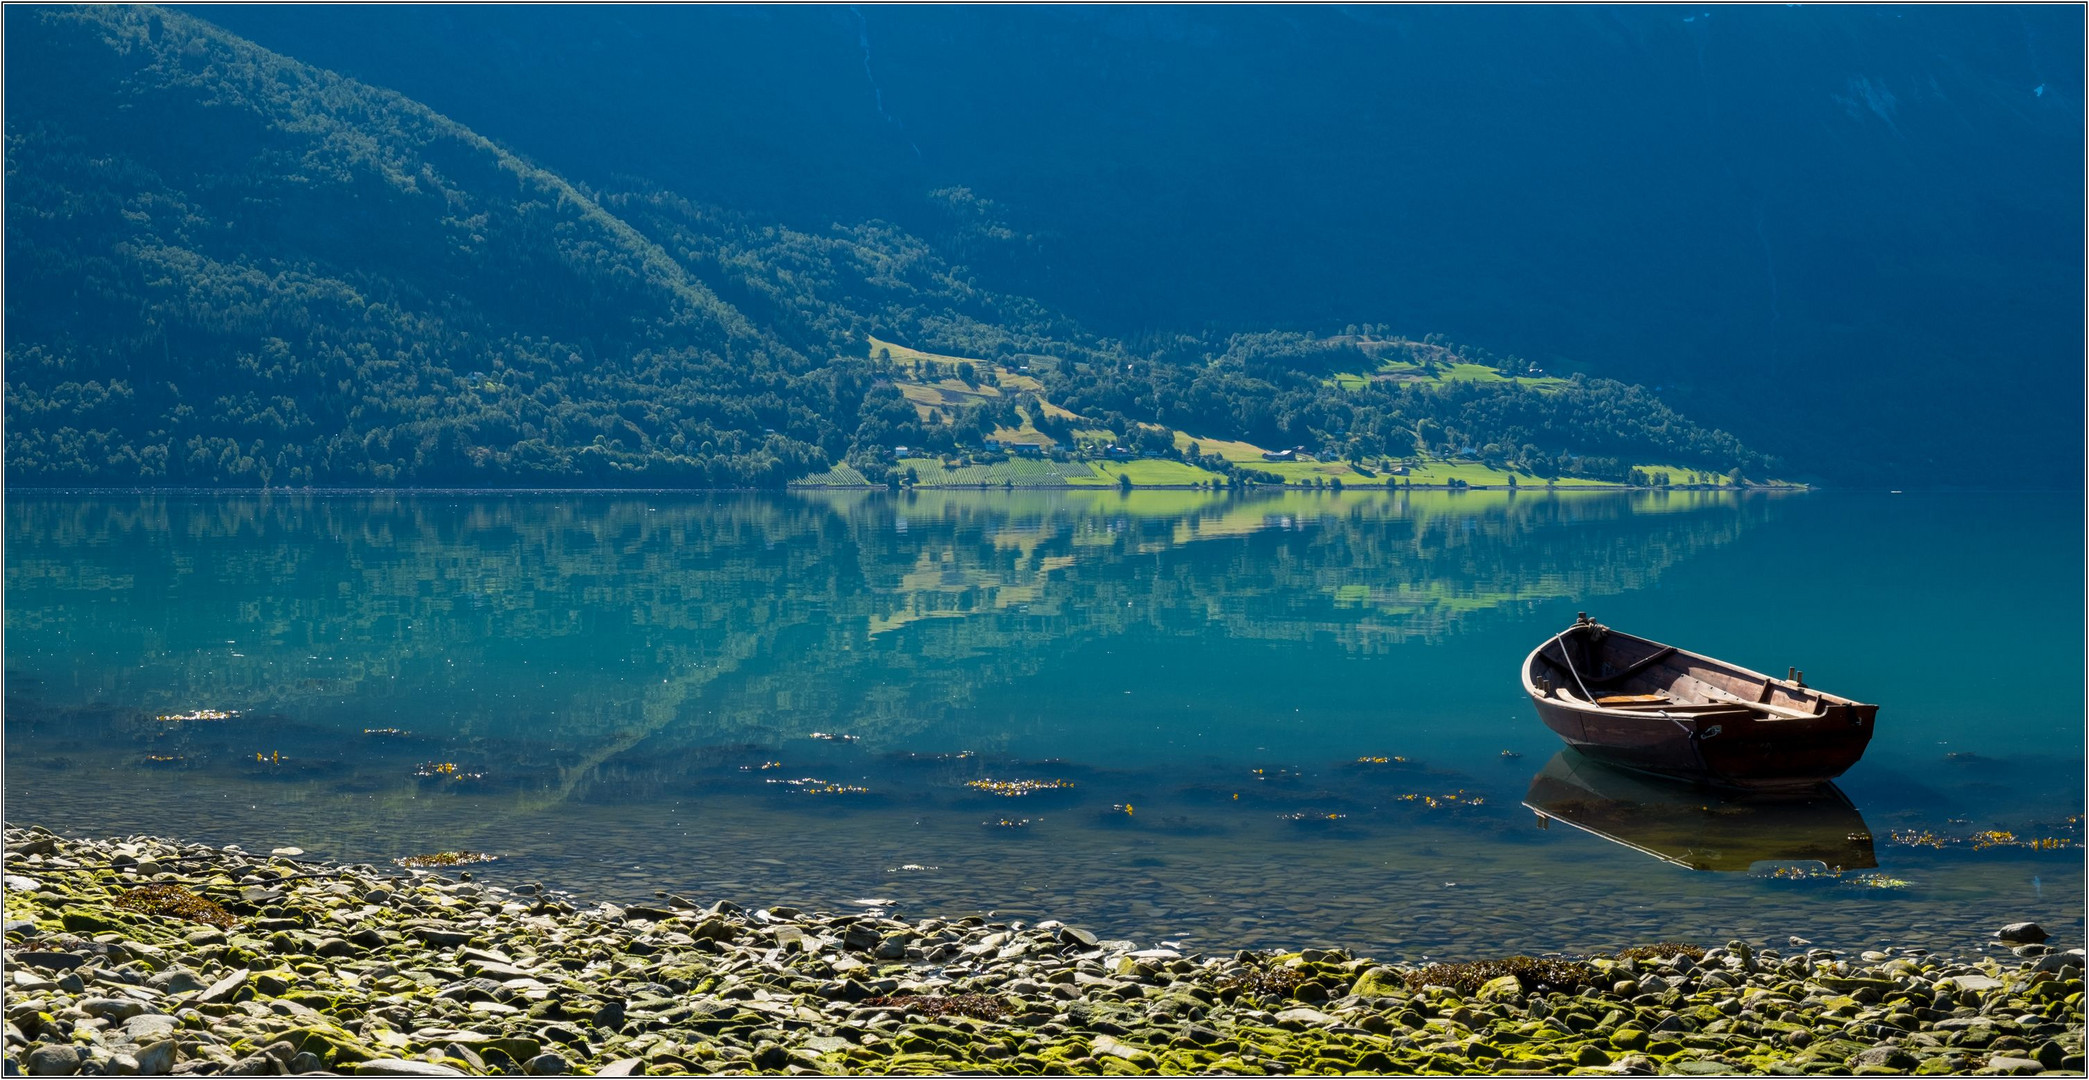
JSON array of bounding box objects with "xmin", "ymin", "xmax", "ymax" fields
[{"xmin": 1521, "ymin": 614, "xmax": 1878, "ymax": 790}]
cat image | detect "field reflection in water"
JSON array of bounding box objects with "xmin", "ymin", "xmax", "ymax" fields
[{"xmin": 5, "ymin": 489, "xmax": 2080, "ymax": 960}]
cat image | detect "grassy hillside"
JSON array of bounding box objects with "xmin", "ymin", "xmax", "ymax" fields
[{"xmin": 792, "ymin": 338, "xmax": 1787, "ymax": 490}]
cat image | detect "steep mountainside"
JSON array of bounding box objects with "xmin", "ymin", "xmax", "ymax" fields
[
  {"xmin": 7, "ymin": 5, "xmax": 1770, "ymax": 489},
  {"xmin": 190, "ymin": 4, "xmax": 2086, "ymax": 488},
  {"xmin": 7, "ymin": 6, "xmax": 845, "ymax": 486}
]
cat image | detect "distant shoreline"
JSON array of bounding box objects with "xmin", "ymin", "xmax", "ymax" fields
[
  {"xmin": 2, "ymin": 484, "xmax": 1811, "ymax": 496},
  {"xmin": 795, "ymin": 482, "xmax": 1811, "ymax": 493}
]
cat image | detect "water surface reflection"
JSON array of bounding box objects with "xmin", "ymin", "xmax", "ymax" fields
[
  {"xmin": 1523, "ymin": 750, "xmax": 1877, "ymax": 873},
  {"xmin": 5, "ymin": 490, "xmax": 2079, "ymax": 959}
]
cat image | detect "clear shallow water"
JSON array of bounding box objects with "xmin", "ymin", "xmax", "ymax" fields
[{"xmin": 5, "ymin": 489, "xmax": 2080, "ymax": 960}]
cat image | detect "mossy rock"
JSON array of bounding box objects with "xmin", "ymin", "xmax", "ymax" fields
[
  {"xmin": 1477, "ymin": 975, "xmax": 1523, "ymax": 1002},
  {"xmin": 484, "ymin": 1037, "xmax": 541, "ymax": 1063},
  {"xmin": 1350, "ymin": 966, "xmax": 1404, "ymax": 1000},
  {"xmin": 277, "ymin": 1024, "xmax": 379, "ymax": 1066},
  {"xmin": 1609, "ymin": 1028, "xmax": 1649, "ymax": 1051},
  {"xmin": 61, "ymin": 911, "xmax": 123, "ymax": 933}
]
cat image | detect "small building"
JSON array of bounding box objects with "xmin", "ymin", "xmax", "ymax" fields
[
  {"xmin": 1105, "ymin": 445, "xmax": 1134, "ymax": 461},
  {"xmin": 984, "ymin": 437, "xmax": 1043, "ymax": 456}
]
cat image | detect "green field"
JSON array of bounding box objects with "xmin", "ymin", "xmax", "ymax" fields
[
  {"xmin": 1091, "ymin": 459, "xmax": 1228, "ymax": 486},
  {"xmin": 897, "ymin": 457, "xmax": 1114, "ymax": 487},
  {"xmin": 1329, "ymin": 359, "xmax": 1570, "ymax": 393},
  {"xmin": 787, "ymin": 463, "xmax": 875, "ymax": 487},
  {"xmin": 1630, "ymin": 465, "xmax": 1735, "ymax": 486},
  {"xmin": 862, "ymin": 339, "xmax": 1786, "ymax": 491},
  {"xmin": 814, "ymin": 453, "xmax": 1795, "ymax": 491}
]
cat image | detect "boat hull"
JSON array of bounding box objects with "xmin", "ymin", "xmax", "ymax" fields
[
  {"xmin": 1530, "ymin": 696, "xmax": 1873, "ymax": 790},
  {"xmin": 1523, "ymin": 622, "xmax": 1877, "ymax": 791}
]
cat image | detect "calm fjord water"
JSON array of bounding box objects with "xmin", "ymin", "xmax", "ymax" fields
[{"xmin": 6, "ymin": 490, "xmax": 2080, "ymax": 960}]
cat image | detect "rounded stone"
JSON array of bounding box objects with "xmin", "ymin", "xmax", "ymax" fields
[{"xmin": 25, "ymin": 1043, "xmax": 82, "ymax": 1076}]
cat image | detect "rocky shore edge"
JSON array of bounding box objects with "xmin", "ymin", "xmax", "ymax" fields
[{"xmin": 4, "ymin": 826, "xmax": 2081, "ymax": 1077}]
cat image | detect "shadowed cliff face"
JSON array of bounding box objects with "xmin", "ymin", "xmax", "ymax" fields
[{"xmin": 181, "ymin": 5, "xmax": 2083, "ymax": 488}]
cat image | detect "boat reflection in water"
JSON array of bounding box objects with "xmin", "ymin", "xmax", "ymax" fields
[{"xmin": 1523, "ymin": 750, "xmax": 1876, "ymax": 872}]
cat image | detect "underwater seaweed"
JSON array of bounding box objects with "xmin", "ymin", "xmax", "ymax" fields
[{"xmin": 397, "ymin": 851, "xmax": 498, "ymax": 869}]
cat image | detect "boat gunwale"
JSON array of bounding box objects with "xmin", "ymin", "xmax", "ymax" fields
[{"xmin": 1520, "ymin": 624, "xmax": 1874, "ymax": 721}]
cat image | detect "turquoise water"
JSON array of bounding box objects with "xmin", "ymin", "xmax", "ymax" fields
[{"xmin": 5, "ymin": 489, "xmax": 2080, "ymax": 960}]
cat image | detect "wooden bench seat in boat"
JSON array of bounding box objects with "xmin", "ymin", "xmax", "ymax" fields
[{"xmin": 1595, "ymin": 693, "xmax": 1672, "ymax": 706}]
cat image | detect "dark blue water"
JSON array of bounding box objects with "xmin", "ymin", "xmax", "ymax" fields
[{"xmin": 5, "ymin": 489, "xmax": 2080, "ymax": 960}]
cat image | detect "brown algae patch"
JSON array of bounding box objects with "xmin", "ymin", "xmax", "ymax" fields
[
  {"xmin": 412, "ymin": 761, "xmax": 485, "ymax": 781},
  {"xmin": 1222, "ymin": 965, "xmax": 1307, "ymax": 1000},
  {"xmin": 1406, "ymin": 955, "xmax": 1602, "ymax": 995},
  {"xmin": 396, "ymin": 850, "xmax": 498, "ymax": 869},
  {"xmin": 965, "ymin": 778, "xmax": 1076, "ymax": 796},
  {"xmin": 1616, "ymin": 942, "xmax": 1707, "ymax": 962},
  {"xmin": 112, "ymin": 883, "xmax": 237, "ymax": 928},
  {"xmin": 863, "ymin": 994, "xmax": 1011, "ymax": 1020}
]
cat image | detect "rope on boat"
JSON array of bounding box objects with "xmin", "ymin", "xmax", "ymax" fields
[
  {"xmin": 1545, "ymin": 626, "xmax": 1599, "ymax": 703},
  {"xmin": 1550, "ymin": 621, "xmax": 1715, "ymax": 776}
]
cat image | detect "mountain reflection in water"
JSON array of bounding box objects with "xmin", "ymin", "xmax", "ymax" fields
[{"xmin": 6, "ymin": 490, "xmax": 2079, "ymax": 961}]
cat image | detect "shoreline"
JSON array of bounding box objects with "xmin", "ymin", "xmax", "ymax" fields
[
  {"xmin": 2, "ymin": 483, "xmax": 1810, "ymax": 496},
  {"xmin": 5, "ymin": 827, "xmax": 2081, "ymax": 1077}
]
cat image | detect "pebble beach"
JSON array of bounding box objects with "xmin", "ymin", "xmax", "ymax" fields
[{"xmin": 5, "ymin": 826, "xmax": 2082, "ymax": 1077}]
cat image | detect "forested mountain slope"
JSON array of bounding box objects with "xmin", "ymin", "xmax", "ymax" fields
[
  {"xmin": 5, "ymin": 5, "xmax": 1770, "ymax": 488},
  {"xmin": 7, "ymin": 5, "xmax": 848, "ymax": 486}
]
